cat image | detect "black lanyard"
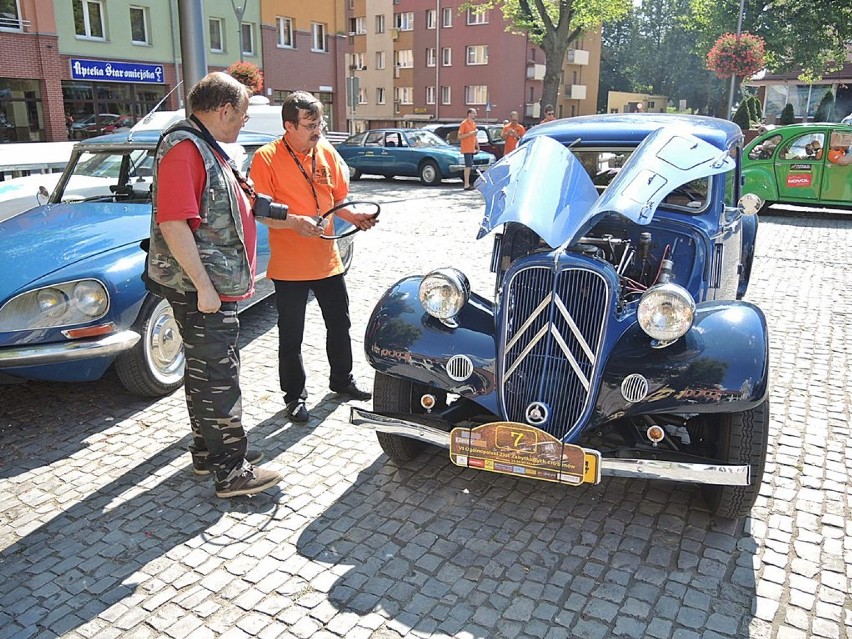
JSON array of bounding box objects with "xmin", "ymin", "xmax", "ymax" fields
[{"xmin": 283, "ymin": 136, "xmax": 320, "ymax": 214}]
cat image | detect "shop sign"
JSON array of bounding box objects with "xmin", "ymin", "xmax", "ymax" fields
[{"xmin": 70, "ymin": 58, "xmax": 165, "ymax": 84}]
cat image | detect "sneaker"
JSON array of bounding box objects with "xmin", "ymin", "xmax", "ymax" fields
[
  {"xmin": 330, "ymin": 380, "xmax": 372, "ymax": 401},
  {"xmin": 285, "ymin": 400, "xmax": 310, "ymax": 422},
  {"xmin": 215, "ymin": 465, "xmax": 282, "ymax": 498},
  {"xmin": 192, "ymin": 449, "xmax": 263, "ymax": 476}
]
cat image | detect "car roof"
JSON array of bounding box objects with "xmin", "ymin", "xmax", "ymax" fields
[
  {"xmin": 73, "ymin": 128, "xmax": 278, "ymax": 150},
  {"xmin": 525, "ymin": 113, "xmax": 743, "ymax": 150}
]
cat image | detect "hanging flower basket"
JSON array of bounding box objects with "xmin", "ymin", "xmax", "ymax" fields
[
  {"xmin": 706, "ymin": 33, "xmax": 766, "ymax": 80},
  {"xmin": 227, "ymin": 61, "xmax": 264, "ymax": 95}
]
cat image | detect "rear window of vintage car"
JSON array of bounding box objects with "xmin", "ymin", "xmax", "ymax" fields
[{"xmin": 580, "ymin": 148, "xmax": 710, "ymax": 213}]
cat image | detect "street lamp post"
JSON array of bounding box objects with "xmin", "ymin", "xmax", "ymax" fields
[{"xmin": 725, "ymin": 0, "xmax": 746, "ymax": 118}]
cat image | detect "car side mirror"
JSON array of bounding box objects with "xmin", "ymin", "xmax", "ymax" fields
[{"xmin": 738, "ymin": 193, "xmax": 762, "ymax": 216}]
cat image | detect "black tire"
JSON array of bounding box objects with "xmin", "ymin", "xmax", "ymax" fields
[
  {"xmin": 419, "ymin": 159, "xmax": 441, "ymax": 186},
  {"xmin": 350, "ymin": 167, "xmax": 362, "ymax": 181},
  {"xmin": 703, "ymin": 399, "xmax": 769, "ymax": 519},
  {"xmin": 114, "ymin": 296, "xmax": 185, "ymax": 397},
  {"xmin": 374, "ymin": 372, "xmax": 429, "ymax": 463}
]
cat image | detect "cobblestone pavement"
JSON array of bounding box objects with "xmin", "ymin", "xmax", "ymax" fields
[{"xmin": 1, "ymin": 177, "xmax": 850, "ymax": 639}]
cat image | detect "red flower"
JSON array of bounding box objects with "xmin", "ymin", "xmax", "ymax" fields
[
  {"xmin": 227, "ymin": 62, "xmax": 264, "ymax": 95},
  {"xmin": 706, "ymin": 33, "xmax": 766, "ymax": 80}
]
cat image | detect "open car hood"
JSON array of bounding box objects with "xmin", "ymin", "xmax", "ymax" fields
[{"xmin": 476, "ymin": 127, "xmax": 735, "ymax": 248}]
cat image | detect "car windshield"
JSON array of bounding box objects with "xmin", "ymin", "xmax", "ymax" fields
[
  {"xmin": 405, "ymin": 130, "xmax": 448, "ymax": 148},
  {"xmin": 57, "ymin": 149, "xmax": 154, "ymax": 202},
  {"xmin": 576, "ymin": 148, "xmax": 710, "ymax": 213}
]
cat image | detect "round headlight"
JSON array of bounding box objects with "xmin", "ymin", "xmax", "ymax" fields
[
  {"xmin": 73, "ymin": 280, "xmax": 109, "ymax": 317},
  {"xmin": 37, "ymin": 288, "xmax": 68, "ymax": 318},
  {"xmin": 418, "ymin": 268, "xmax": 470, "ymax": 320},
  {"xmin": 637, "ymin": 283, "xmax": 695, "ymax": 342}
]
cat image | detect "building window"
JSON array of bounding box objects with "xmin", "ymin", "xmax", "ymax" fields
[
  {"xmin": 129, "ymin": 6, "xmax": 149, "ymax": 45},
  {"xmin": 466, "ymin": 45, "xmax": 488, "ymax": 65},
  {"xmin": 377, "ymin": 87, "xmax": 385, "ymax": 105},
  {"xmin": 0, "ymin": 0, "xmax": 22, "ymax": 31},
  {"xmin": 426, "ymin": 48, "xmax": 436, "ymax": 67},
  {"xmin": 351, "ymin": 16, "xmax": 366, "ymax": 34},
  {"xmin": 375, "ymin": 51, "xmax": 386, "ymax": 70},
  {"xmin": 350, "ymin": 52, "xmax": 366, "ymax": 70},
  {"xmin": 442, "ymin": 7, "xmax": 452, "ymax": 27},
  {"xmin": 312, "ymin": 22, "xmax": 327, "ymax": 52},
  {"xmin": 0, "ymin": 78, "xmax": 44, "ymax": 143},
  {"xmin": 396, "ymin": 86, "xmax": 413, "ymax": 105},
  {"xmin": 442, "ymin": 47, "xmax": 452, "ymax": 66},
  {"xmin": 276, "ymin": 16, "xmax": 293, "ymax": 48},
  {"xmin": 465, "ymin": 85, "xmax": 488, "ymax": 105},
  {"xmin": 426, "ymin": 9, "xmax": 436, "ymax": 29},
  {"xmin": 358, "ymin": 88, "xmax": 367, "ymax": 105},
  {"xmin": 209, "ymin": 18, "xmax": 224, "ymax": 52},
  {"xmin": 394, "ymin": 12, "xmax": 413, "ymax": 31},
  {"xmin": 394, "ymin": 49, "xmax": 413, "ymax": 69},
  {"xmin": 441, "ymin": 85, "xmax": 451, "ymax": 105},
  {"xmin": 466, "ymin": 8, "xmax": 489, "ymax": 25},
  {"xmin": 375, "ymin": 14, "xmax": 385, "ymax": 34},
  {"xmin": 426, "ymin": 86, "xmax": 436, "ymax": 105},
  {"xmin": 241, "ymin": 23, "xmax": 254, "ymax": 56},
  {"xmin": 73, "ymin": 0, "xmax": 105, "ymax": 39}
]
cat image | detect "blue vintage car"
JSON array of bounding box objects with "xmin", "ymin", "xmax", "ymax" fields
[
  {"xmin": 336, "ymin": 128, "xmax": 495, "ymax": 185},
  {"xmin": 352, "ymin": 114, "xmax": 769, "ymax": 519},
  {"xmin": 0, "ymin": 129, "xmax": 355, "ymax": 396}
]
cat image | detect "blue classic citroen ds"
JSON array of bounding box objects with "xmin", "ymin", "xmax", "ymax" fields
[{"xmin": 352, "ymin": 114, "xmax": 769, "ymax": 519}]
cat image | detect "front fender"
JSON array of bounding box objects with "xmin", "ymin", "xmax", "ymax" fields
[
  {"xmin": 737, "ymin": 213, "xmax": 758, "ymax": 299},
  {"xmin": 594, "ymin": 300, "xmax": 768, "ymax": 425},
  {"xmin": 742, "ymin": 163, "xmax": 778, "ymax": 204},
  {"xmin": 364, "ymin": 276, "xmax": 499, "ymax": 412}
]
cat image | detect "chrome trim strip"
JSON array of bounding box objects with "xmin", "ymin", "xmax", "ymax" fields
[
  {"xmin": 0, "ymin": 330, "xmax": 141, "ymax": 367},
  {"xmin": 350, "ymin": 408, "xmax": 750, "ymax": 487},
  {"xmin": 549, "ymin": 324, "xmax": 590, "ymax": 390},
  {"xmin": 554, "ymin": 293, "xmax": 595, "ymax": 363},
  {"xmin": 505, "ymin": 293, "xmax": 552, "ymax": 351},
  {"xmin": 505, "ymin": 322, "xmax": 548, "ymax": 378}
]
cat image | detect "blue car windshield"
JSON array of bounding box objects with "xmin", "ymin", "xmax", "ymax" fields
[
  {"xmin": 405, "ymin": 130, "xmax": 448, "ymax": 148},
  {"xmin": 578, "ymin": 148, "xmax": 710, "ymax": 213}
]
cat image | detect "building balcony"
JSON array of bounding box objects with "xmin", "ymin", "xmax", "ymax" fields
[
  {"xmin": 565, "ymin": 84, "xmax": 587, "ymax": 100},
  {"xmin": 525, "ymin": 103, "xmax": 541, "ymax": 119},
  {"xmin": 526, "ymin": 63, "xmax": 545, "ymax": 81},
  {"xmin": 566, "ymin": 49, "xmax": 589, "ymax": 66}
]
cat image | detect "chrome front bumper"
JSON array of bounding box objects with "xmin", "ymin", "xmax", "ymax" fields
[
  {"xmin": 351, "ymin": 407, "xmax": 750, "ymax": 487},
  {"xmin": 0, "ymin": 330, "xmax": 141, "ymax": 367}
]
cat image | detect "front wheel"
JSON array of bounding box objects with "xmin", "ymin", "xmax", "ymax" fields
[
  {"xmin": 702, "ymin": 400, "xmax": 769, "ymax": 519},
  {"xmin": 419, "ymin": 159, "xmax": 441, "ymax": 186},
  {"xmin": 349, "ymin": 166, "xmax": 362, "ymax": 181},
  {"xmin": 114, "ymin": 296, "xmax": 185, "ymax": 397},
  {"xmin": 373, "ymin": 372, "xmax": 436, "ymax": 463}
]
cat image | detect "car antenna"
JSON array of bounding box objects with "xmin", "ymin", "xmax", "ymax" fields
[
  {"xmin": 127, "ymin": 81, "xmax": 184, "ymax": 143},
  {"xmin": 566, "ymin": 137, "xmax": 582, "ymax": 149}
]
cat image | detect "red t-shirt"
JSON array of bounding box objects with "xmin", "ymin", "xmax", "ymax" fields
[{"xmin": 155, "ymin": 140, "xmax": 256, "ymax": 301}]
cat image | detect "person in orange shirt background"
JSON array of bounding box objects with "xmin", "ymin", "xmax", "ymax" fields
[
  {"xmin": 458, "ymin": 108, "xmax": 479, "ymax": 190},
  {"xmin": 250, "ymin": 91, "xmax": 377, "ymax": 423},
  {"xmin": 501, "ymin": 111, "xmax": 526, "ymax": 155}
]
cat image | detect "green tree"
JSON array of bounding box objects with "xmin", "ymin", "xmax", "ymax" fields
[
  {"xmin": 779, "ymin": 103, "xmax": 795, "ymax": 125},
  {"xmin": 466, "ymin": 0, "xmax": 631, "ymax": 112},
  {"xmin": 732, "ymin": 101, "xmax": 751, "ymax": 130},
  {"xmin": 813, "ymin": 91, "xmax": 835, "ymax": 122},
  {"xmin": 690, "ymin": 0, "xmax": 852, "ymax": 81}
]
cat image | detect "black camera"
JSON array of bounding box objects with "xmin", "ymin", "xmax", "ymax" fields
[{"xmin": 254, "ymin": 193, "xmax": 288, "ymax": 220}]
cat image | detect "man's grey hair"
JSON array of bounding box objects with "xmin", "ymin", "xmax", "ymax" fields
[{"xmin": 187, "ymin": 72, "xmax": 251, "ymax": 113}]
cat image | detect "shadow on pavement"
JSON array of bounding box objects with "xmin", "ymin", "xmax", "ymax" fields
[{"xmin": 296, "ymin": 448, "xmax": 759, "ymax": 637}]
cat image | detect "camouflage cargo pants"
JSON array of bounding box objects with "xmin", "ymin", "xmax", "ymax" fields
[{"xmin": 164, "ymin": 292, "xmax": 247, "ymax": 482}]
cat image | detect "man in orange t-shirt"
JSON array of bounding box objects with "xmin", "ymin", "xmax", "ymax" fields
[
  {"xmin": 501, "ymin": 111, "xmax": 526, "ymax": 155},
  {"xmin": 458, "ymin": 108, "xmax": 479, "ymax": 190},
  {"xmin": 250, "ymin": 91, "xmax": 377, "ymax": 422}
]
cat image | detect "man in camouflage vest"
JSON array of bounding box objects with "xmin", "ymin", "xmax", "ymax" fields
[{"xmin": 147, "ymin": 72, "xmax": 282, "ymax": 498}]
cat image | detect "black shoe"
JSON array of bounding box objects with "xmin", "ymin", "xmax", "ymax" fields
[
  {"xmin": 285, "ymin": 400, "xmax": 310, "ymax": 422},
  {"xmin": 215, "ymin": 465, "xmax": 282, "ymax": 498},
  {"xmin": 192, "ymin": 449, "xmax": 263, "ymax": 475},
  {"xmin": 331, "ymin": 380, "xmax": 372, "ymax": 401}
]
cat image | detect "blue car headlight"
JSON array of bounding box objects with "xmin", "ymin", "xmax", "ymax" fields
[
  {"xmin": 0, "ymin": 279, "xmax": 109, "ymax": 332},
  {"xmin": 419, "ymin": 268, "xmax": 470, "ymax": 321},
  {"xmin": 637, "ymin": 283, "xmax": 695, "ymax": 342}
]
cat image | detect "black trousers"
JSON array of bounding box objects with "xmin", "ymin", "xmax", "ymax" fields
[
  {"xmin": 274, "ymin": 275, "xmax": 354, "ymax": 404},
  {"xmin": 164, "ymin": 291, "xmax": 247, "ymax": 482}
]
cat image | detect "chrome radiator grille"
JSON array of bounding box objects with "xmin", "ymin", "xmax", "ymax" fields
[{"xmin": 501, "ymin": 265, "xmax": 609, "ymax": 440}]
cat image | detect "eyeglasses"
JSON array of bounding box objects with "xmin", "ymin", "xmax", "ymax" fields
[
  {"xmin": 232, "ymin": 104, "xmax": 250, "ymax": 123},
  {"xmin": 298, "ymin": 120, "xmax": 322, "ymax": 132}
]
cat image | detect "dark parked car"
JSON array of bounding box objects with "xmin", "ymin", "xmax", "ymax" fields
[
  {"xmin": 0, "ymin": 129, "xmax": 356, "ymax": 396},
  {"xmin": 352, "ymin": 113, "xmax": 769, "ymax": 519},
  {"xmin": 336, "ymin": 128, "xmax": 495, "ymax": 185},
  {"xmin": 423, "ymin": 122, "xmax": 506, "ymax": 159}
]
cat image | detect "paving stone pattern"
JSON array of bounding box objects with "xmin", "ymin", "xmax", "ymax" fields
[{"xmin": 1, "ymin": 178, "xmax": 850, "ymax": 639}]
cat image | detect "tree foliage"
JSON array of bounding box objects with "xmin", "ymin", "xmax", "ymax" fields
[
  {"xmin": 689, "ymin": 0, "xmax": 852, "ymax": 81},
  {"xmin": 814, "ymin": 91, "xmax": 835, "ymax": 122},
  {"xmin": 465, "ymin": 0, "xmax": 631, "ymax": 112},
  {"xmin": 779, "ymin": 103, "xmax": 795, "ymax": 125},
  {"xmin": 705, "ymin": 32, "xmax": 766, "ymax": 79},
  {"xmin": 732, "ymin": 100, "xmax": 752, "ymax": 130},
  {"xmin": 227, "ymin": 61, "xmax": 263, "ymax": 95}
]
